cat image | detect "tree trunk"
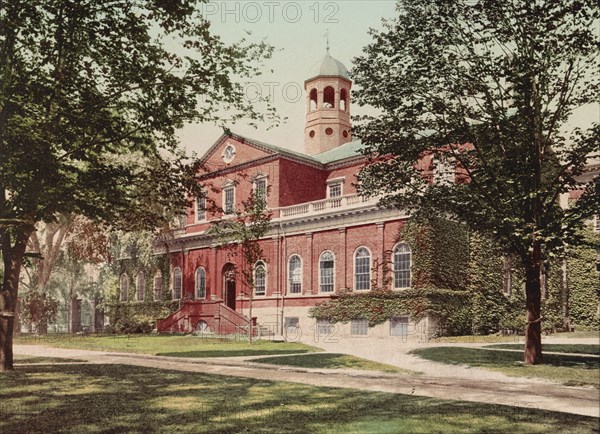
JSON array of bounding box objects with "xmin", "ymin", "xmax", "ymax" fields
[
  {"xmin": 524, "ymin": 245, "xmax": 543, "ymax": 365},
  {"xmin": 1, "ymin": 226, "xmax": 33, "ymax": 371}
]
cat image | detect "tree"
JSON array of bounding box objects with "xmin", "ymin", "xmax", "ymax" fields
[
  {"xmin": 352, "ymin": 0, "xmax": 599, "ymax": 364},
  {"xmin": 209, "ymin": 186, "xmax": 272, "ymax": 342},
  {"xmin": 0, "ymin": 0, "xmax": 275, "ymax": 370}
]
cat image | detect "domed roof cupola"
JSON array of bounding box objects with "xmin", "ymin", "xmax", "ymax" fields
[
  {"xmin": 304, "ymin": 49, "xmax": 352, "ymax": 156},
  {"xmin": 306, "ymin": 53, "xmax": 350, "ymax": 81}
]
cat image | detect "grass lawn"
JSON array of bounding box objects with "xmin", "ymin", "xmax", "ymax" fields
[
  {"xmin": 14, "ymin": 334, "xmax": 321, "ymax": 358},
  {"xmin": 1, "ymin": 364, "xmax": 598, "ymax": 434},
  {"xmin": 430, "ymin": 330, "xmax": 600, "ymax": 344},
  {"xmin": 485, "ymin": 344, "xmax": 600, "ymax": 355},
  {"xmin": 252, "ymin": 353, "xmax": 413, "ymax": 374},
  {"xmin": 13, "ymin": 355, "xmax": 85, "ymax": 364},
  {"xmin": 412, "ymin": 347, "xmax": 600, "ymax": 388}
]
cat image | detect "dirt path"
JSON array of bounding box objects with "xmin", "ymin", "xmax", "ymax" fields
[{"xmin": 13, "ymin": 344, "xmax": 600, "ymax": 418}]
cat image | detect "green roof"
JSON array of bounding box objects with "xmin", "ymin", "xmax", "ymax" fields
[{"xmin": 312, "ymin": 139, "xmax": 364, "ymax": 163}]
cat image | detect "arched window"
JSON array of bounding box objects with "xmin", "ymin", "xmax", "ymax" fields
[
  {"xmin": 195, "ymin": 267, "xmax": 206, "ymax": 299},
  {"xmin": 319, "ymin": 251, "xmax": 335, "ymax": 293},
  {"xmin": 254, "ymin": 261, "xmax": 266, "ymax": 296},
  {"xmin": 172, "ymin": 267, "xmax": 182, "ymax": 300},
  {"xmin": 354, "ymin": 247, "xmax": 371, "ymax": 291},
  {"xmin": 393, "ymin": 243, "xmax": 411, "ymax": 289},
  {"xmin": 120, "ymin": 274, "xmax": 128, "ymax": 302},
  {"xmin": 136, "ymin": 272, "xmax": 145, "ymax": 301},
  {"xmin": 309, "ymin": 88, "xmax": 318, "ymax": 111},
  {"xmin": 340, "ymin": 88, "xmax": 348, "ymax": 111},
  {"xmin": 323, "ymin": 86, "xmax": 335, "ymax": 108},
  {"xmin": 153, "ymin": 271, "xmax": 162, "ymax": 301},
  {"xmin": 288, "ymin": 255, "xmax": 302, "ymax": 294}
]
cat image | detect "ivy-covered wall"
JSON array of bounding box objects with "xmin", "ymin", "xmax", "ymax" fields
[
  {"xmin": 102, "ymin": 231, "xmax": 178, "ymax": 333},
  {"xmin": 311, "ymin": 217, "xmax": 599, "ymax": 337},
  {"xmin": 567, "ymin": 230, "xmax": 600, "ymax": 328}
]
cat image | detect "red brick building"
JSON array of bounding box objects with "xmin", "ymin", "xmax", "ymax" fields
[{"xmin": 154, "ymin": 52, "xmax": 439, "ymax": 340}]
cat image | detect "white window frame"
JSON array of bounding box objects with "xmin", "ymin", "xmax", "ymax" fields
[
  {"xmin": 326, "ymin": 177, "xmax": 345, "ymax": 198},
  {"xmin": 120, "ymin": 273, "xmax": 128, "ymax": 302},
  {"xmin": 288, "ymin": 254, "xmax": 302, "ymax": 294},
  {"xmin": 222, "ymin": 182, "xmax": 235, "ymax": 215},
  {"xmin": 390, "ymin": 316, "xmax": 410, "ymax": 337},
  {"xmin": 393, "ymin": 242, "xmax": 411, "ymax": 289},
  {"xmin": 433, "ymin": 154, "xmax": 454, "ymax": 185},
  {"xmin": 350, "ymin": 318, "xmax": 368, "ymax": 336},
  {"xmin": 354, "ymin": 247, "xmax": 371, "ymax": 291},
  {"xmin": 195, "ymin": 195, "xmax": 206, "ymax": 222},
  {"xmin": 222, "ymin": 144, "xmax": 236, "ymax": 163},
  {"xmin": 172, "ymin": 267, "xmax": 182, "ymax": 300},
  {"xmin": 153, "ymin": 270, "xmax": 162, "ymax": 301},
  {"xmin": 319, "ymin": 251, "xmax": 335, "ymax": 293},
  {"xmin": 136, "ymin": 271, "xmax": 145, "ymax": 302},
  {"xmin": 254, "ymin": 261, "xmax": 266, "ymax": 296},
  {"xmin": 253, "ymin": 175, "xmax": 268, "ymax": 205},
  {"xmin": 195, "ymin": 267, "xmax": 206, "ymax": 299}
]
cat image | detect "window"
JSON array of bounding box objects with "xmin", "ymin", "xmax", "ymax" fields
[
  {"xmin": 433, "ymin": 154, "xmax": 454, "ymax": 185},
  {"xmin": 354, "ymin": 247, "xmax": 371, "ymax": 290},
  {"xmin": 223, "ymin": 185, "xmax": 235, "ymax": 214},
  {"xmin": 390, "ymin": 316, "xmax": 409, "ymax": 337},
  {"xmin": 254, "ymin": 177, "xmax": 267, "ymax": 205},
  {"xmin": 288, "ymin": 255, "xmax": 302, "ymax": 294},
  {"xmin": 393, "ymin": 243, "xmax": 411, "ymax": 289},
  {"xmin": 309, "ymin": 88, "xmax": 318, "ymax": 111},
  {"xmin": 317, "ymin": 319, "xmax": 334, "ymax": 336},
  {"xmin": 195, "ymin": 267, "xmax": 206, "ymax": 299},
  {"xmin": 172, "ymin": 267, "xmax": 182, "ymax": 300},
  {"xmin": 136, "ymin": 272, "xmax": 145, "ymax": 301},
  {"xmin": 153, "ymin": 271, "xmax": 163, "ymax": 301},
  {"xmin": 196, "ymin": 196, "xmax": 206, "ymax": 222},
  {"xmin": 595, "ymin": 215, "xmax": 600, "ymax": 233},
  {"xmin": 284, "ymin": 317, "xmax": 299, "ymax": 330},
  {"xmin": 351, "ymin": 318, "xmax": 368, "ymax": 336},
  {"xmin": 319, "ymin": 251, "xmax": 335, "ymax": 293},
  {"xmin": 120, "ymin": 274, "xmax": 128, "ymax": 302},
  {"xmin": 328, "ymin": 183, "xmax": 342, "ymax": 198},
  {"xmin": 254, "ymin": 261, "xmax": 266, "ymax": 296},
  {"xmin": 502, "ymin": 255, "xmax": 512, "ymax": 296},
  {"xmin": 323, "ymin": 86, "xmax": 335, "ymax": 108},
  {"xmin": 340, "ymin": 88, "xmax": 348, "ymax": 111}
]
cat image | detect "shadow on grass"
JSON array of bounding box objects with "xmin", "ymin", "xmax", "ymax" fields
[
  {"xmin": 14, "ymin": 356, "xmax": 85, "ymax": 364},
  {"xmin": 252, "ymin": 353, "xmax": 406, "ymax": 373},
  {"xmin": 484, "ymin": 344, "xmax": 600, "ymax": 356},
  {"xmin": 157, "ymin": 349, "xmax": 314, "ymax": 358},
  {"xmin": 1, "ymin": 364, "xmax": 598, "ymax": 434},
  {"xmin": 411, "ymin": 347, "xmax": 599, "ymax": 369}
]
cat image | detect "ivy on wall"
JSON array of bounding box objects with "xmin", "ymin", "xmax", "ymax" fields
[
  {"xmin": 102, "ymin": 231, "xmax": 177, "ymax": 333},
  {"xmin": 311, "ymin": 217, "xmax": 599, "ymax": 337},
  {"xmin": 567, "ymin": 230, "xmax": 600, "ymax": 328}
]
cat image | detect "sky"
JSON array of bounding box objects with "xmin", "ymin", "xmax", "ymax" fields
[
  {"xmin": 177, "ymin": 0, "xmax": 599, "ymax": 159},
  {"xmin": 177, "ymin": 0, "xmax": 398, "ymax": 157}
]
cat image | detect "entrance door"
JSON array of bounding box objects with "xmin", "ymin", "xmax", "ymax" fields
[{"xmin": 222, "ymin": 264, "xmax": 236, "ymax": 311}]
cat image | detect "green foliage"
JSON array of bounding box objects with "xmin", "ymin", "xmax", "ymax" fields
[
  {"xmin": 310, "ymin": 288, "xmax": 470, "ymax": 334},
  {"xmin": 567, "ymin": 230, "xmax": 600, "ymax": 328},
  {"xmin": 103, "ymin": 231, "xmax": 173, "ymax": 333},
  {"xmin": 18, "ymin": 291, "xmax": 59, "ymax": 332},
  {"xmin": 400, "ymin": 217, "xmax": 469, "ymax": 290}
]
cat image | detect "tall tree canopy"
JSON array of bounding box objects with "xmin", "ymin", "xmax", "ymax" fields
[
  {"xmin": 0, "ymin": 0, "xmax": 275, "ymax": 370},
  {"xmin": 352, "ymin": 0, "xmax": 599, "ymax": 364}
]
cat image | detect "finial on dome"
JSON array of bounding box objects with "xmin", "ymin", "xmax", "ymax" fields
[{"xmin": 324, "ymin": 29, "xmax": 329, "ymax": 53}]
